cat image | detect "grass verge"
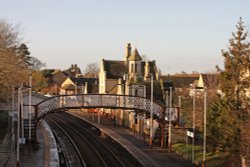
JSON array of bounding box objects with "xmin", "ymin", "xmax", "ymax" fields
[{"xmin": 172, "ymin": 143, "xmax": 229, "ymax": 167}]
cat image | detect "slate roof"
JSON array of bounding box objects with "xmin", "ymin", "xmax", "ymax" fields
[
  {"xmin": 52, "ymin": 71, "xmax": 67, "ymax": 86},
  {"xmin": 103, "ymin": 59, "xmax": 157, "ymax": 80}
]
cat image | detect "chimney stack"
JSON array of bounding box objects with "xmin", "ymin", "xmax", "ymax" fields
[{"xmin": 125, "ymin": 43, "xmax": 132, "ymax": 61}]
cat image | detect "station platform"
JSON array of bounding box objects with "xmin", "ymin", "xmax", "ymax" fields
[
  {"xmin": 0, "ymin": 133, "xmax": 13, "ymax": 167},
  {"xmin": 68, "ymin": 110, "xmax": 195, "ymax": 167},
  {"xmin": 19, "ymin": 120, "xmax": 59, "ymax": 167}
]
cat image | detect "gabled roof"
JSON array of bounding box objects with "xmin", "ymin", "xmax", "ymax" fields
[
  {"xmin": 61, "ymin": 78, "xmax": 99, "ymax": 93},
  {"xmin": 52, "ymin": 71, "xmax": 67, "ymax": 85},
  {"xmin": 128, "ymin": 48, "xmax": 142, "ymax": 61},
  {"xmin": 103, "ymin": 59, "xmax": 158, "ymax": 80}
]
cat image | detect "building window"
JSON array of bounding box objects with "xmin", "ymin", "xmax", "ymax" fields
[
  {"xmin": 131, "ymin": 63, "xmax": 133, "ymax": 73},
  {"xmin": 135, "ymin": 63, "xmax": 137, "ymax": 73}
]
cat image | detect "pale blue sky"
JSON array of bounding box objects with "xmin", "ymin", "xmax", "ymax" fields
[{"xmin": 1, "ymin": 0, "xmax": 250, "ymax": 74}]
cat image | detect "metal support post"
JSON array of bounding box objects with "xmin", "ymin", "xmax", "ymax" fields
[
  {"xmin": 16, "ymin": 87, "xmax": 21, "ymax": 167},
  {"xmin": 178, "ymin": 96, "xmax": 181, "ymax": 127},
  {"xmin": 20, "ymin": 85, "xmax": 24, "ymax": 139},
  {"xmin": 11, "ymin": 87, "xmax": 15, "ymax": 152},
  {"xmin": 29, "ymin": 74, "xmax": 32, "ymax": 140},
  {"xmin": 168, "ymin": 87, "xmax": 172, "ymax": 152},
  {"xmin": 143, "ymin": 113, "xmax": 146, "ymax": 141},
  {"xmin": 202, "ymin": 87, "xmax": 207, "ymax": 167},
  {"xmin": 122, "ymin": 81, "xmax": 126, "ymax": 127},
  {"xmin": 160, "ymin": 116, "xmax": 165, "ymax": 148},
  {"xmin": 113, "ymin": 110, "xmax": 116, "ymax": 127},
  {"xmin": 192, "ymin": 87, "xmax": 196, "ymax": 163},
  {"xmin": 97, "ymin": 109, "xmax": 100, "ymax": 124},
  {"xmin": 186, "ymin": 129, "xmax": 188, "ymax": 159},
  {"xmin": 149, "ymin": 74, "xmax": 153, "ymax": 148}
]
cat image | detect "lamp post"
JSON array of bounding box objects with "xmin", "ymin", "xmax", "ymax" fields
[
  {"xmin": 16, "ymin": 83, "xmax": 31, "ymax": 166},
  {"xmin": 202, "ymin": 87, "xmax": 207, "ymax": 167},
  {"xmin": 12, "ymin": 87, "xmax": 15, "ymax": 113},
  {"xmin": 192, "ymin": 86, "xmax": 196, "ymax": 164},
  {"xmin": 29, "ymin": 74, "xmax": 32, "ymax": 140},
  {"xmin": 20, "ymin": 85, "xmax": 24, "ymax": 139},
  {"xmin": 168, "ymin": 87, "xmax": 172, "ymax": 152},
  {"xmin": 122, "ymin": 78, "xmax": 126, "ymax": 127},
  {"xmin": 16, "ymin": 87, "xmax": 21, "ymax": 167},
  {"xmin": 11, "ymin": 87, "xmax": 15, "ymax": 153},
  {"xmin": 178, "ymin": 96, "xmax": 181, "ymax": 127},
  {"xmin": 149, "ymin": 74, "xmax": 153, "ymax": 148},
  {"xmin": 165, "ymin": 90, "xmax": 168, "ymax": 147}
]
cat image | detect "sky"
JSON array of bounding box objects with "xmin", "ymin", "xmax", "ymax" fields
[{"xmin": 1, "ymin": 0, "xmax": 250, "ymax": 74}]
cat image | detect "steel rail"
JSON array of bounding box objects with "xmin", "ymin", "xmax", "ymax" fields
[
  {"xmin": 54, "ymin": 113, "xmax": 127, "ymax": 167},
  {"xmin": 45, "ymin": 117, "xmax": 86, "ymax": 167},
  {"xmin": 47, "ymin": 114, "xmax": 109, "ymax": 167}
]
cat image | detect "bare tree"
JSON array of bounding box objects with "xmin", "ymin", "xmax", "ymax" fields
[
  {"xmin": 84, "ymin": 62, "xmax": 99, "ymax": 78},
  {"xmin": 29, "ymin": 56, "xmax": 46, "ymax": 71}
]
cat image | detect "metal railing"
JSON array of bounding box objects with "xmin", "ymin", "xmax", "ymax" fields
[{"xmin": 33, "ymin": 94, "xmax": 165, "ymax": 121}]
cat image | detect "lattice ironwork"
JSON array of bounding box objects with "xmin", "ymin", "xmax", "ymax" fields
[{"xmin": 34, "ymin": 94, "xmax": 165, "ymax": 121}]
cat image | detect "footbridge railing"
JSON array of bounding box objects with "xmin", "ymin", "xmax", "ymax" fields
[{"xmin": 33, "ymin": 94, "xmax": 165, "ymax": 121}]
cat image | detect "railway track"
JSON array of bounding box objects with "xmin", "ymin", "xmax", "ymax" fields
[
  {"xmin": 45, "ymin": 117, "xmax": 86, "ymax": 167},
  {"xmin": 45, "ymin": 112, "xmax": 128, "ymax": 167}
]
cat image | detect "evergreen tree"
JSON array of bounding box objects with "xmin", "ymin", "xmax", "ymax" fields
[
  {"xmin": 17, "ymin": 43, "xmax": 32, "ymax": 68},
  {"xmin": 208, "ymin": 18, "xmax": 250, "ymax": 154},
  {"xmin": 207, "ymin": 96, "xmax": 241, "ymax": 152},
  {"xmin": 216, "ymin": 17, "xmax": 250, "ymax": 110}
]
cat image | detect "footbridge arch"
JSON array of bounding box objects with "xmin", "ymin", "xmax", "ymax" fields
[{"xmin": 33, "ymin": 94, "xmax": 165, "ymax": 121}]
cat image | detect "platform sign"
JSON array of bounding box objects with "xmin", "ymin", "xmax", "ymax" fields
[
  {"xmin": 165, "ymin": 107, "xmax": 179, "ymax": 122},
  {"xmin": 187, "ymin": 131, "xmax": 194, "ymax": 138},
  {"xmin": 18, "ymin": 138, "xmax": 26, "ymax": 144}
]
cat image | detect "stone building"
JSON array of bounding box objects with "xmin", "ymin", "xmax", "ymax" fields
[
  {"xmin": 99, "ymin": 43, "xmax": 159, "ymax": 97},
  {"xmin": 98, "ymin": 43, "xmax": 161, "ymax": 133}
]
